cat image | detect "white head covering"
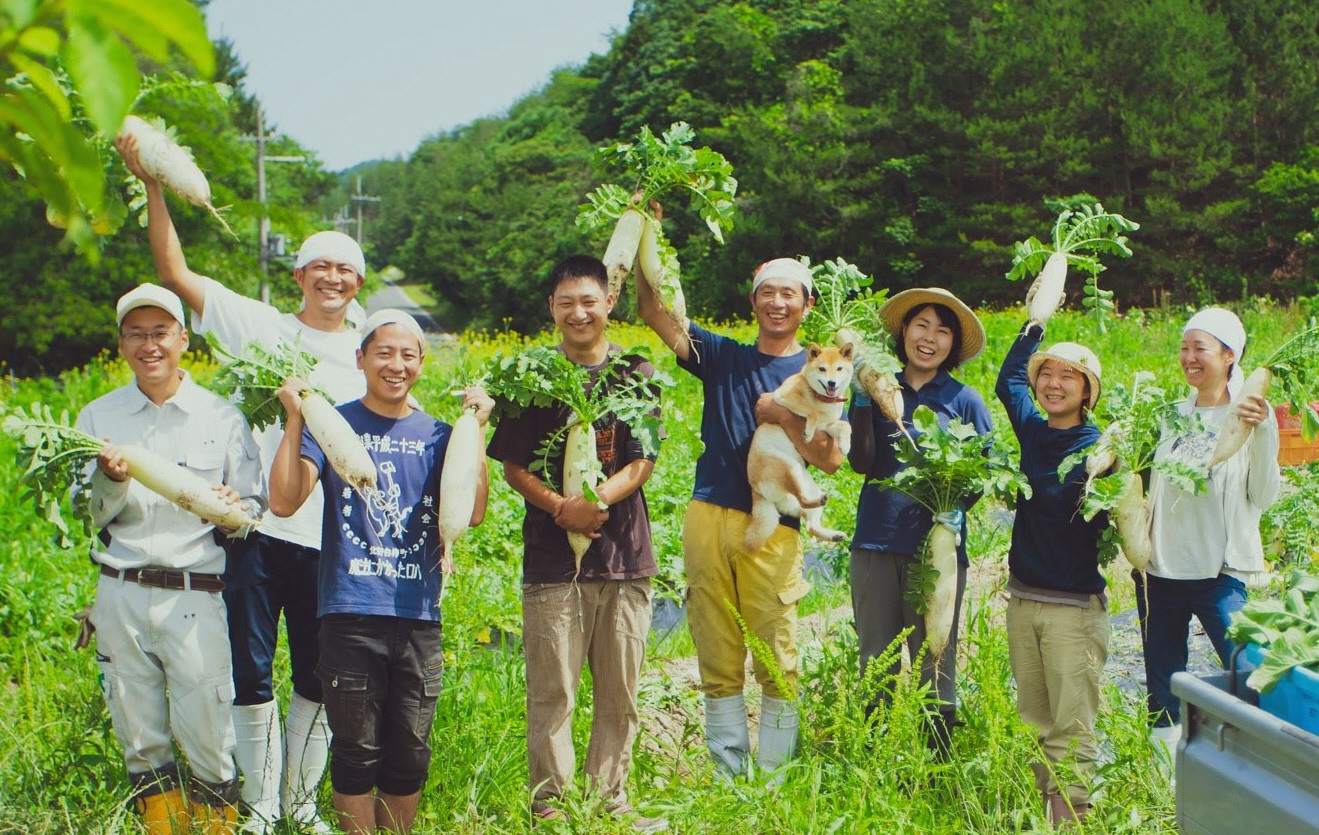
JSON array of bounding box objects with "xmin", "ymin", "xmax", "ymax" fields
[
  {"xmin": 1183, "ymin": 307, "xmax": 1246, "ymax": 400},
  {"xmin": 116, "ymin": 283, "xmax": 186, "ymax": 327},
  {"xmin": 751, "ymin": 258, "xmax": 813, "ymax": 295},
  {"xmin": 295, "ymin": 231, "xmax": 367, "ymax": 278},
  {"xmin": 361, "ymin": 308, "xmax": 426, "ymax": 353}
]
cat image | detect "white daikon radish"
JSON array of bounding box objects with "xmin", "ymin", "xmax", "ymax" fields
[
  {"xmin": 1025, "ymin": 251, "xmax": 1069, "ymax": 324},
  {"xmin": 1207, "ymin": 366, "xmax": 1272, "ymax": 468},
  {"xmin": 636, "ymin": 214, "xmax": 690, "ymax": 335},
  {"xmin": 117, "ymin": 444, "xmax": 258, "ymax": 533},
  {"xmin": 1114, "ymin": 469, "xmax": 1151, "ymax": 573},
  {"xmin": 838, "ymin": 327, "xmax": 911, "ymax": 443},
  {"xmin": 437, "ymin": 405, "xmax": 482, "ymax": 574},
  {"xmin": 924, "ymin": 524, "xmax": 959, "ymax": 660},
  {"xmin": 117, "ymin": 115, "xmax": 236, "ymax": 237},
  {"xmin": 300, "ymin": 390, "xmax": 377, "ymax": 491},
  {"xmin": 562, "ymin": 420, "xmax": 600, "ymax": 575},
  {"xmin": 601, "ymin": 207, "xmax": 646, "ymax": 299}
]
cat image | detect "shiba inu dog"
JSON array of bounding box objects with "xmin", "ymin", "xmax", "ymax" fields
[{"xmin": 745, "ymin": 342, "xmax": 854, "ymax": 552}]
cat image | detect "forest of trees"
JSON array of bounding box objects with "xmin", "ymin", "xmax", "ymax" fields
[{"xmin": 4, "ymin": 0, "xmax": 1318, "ymax": 374}]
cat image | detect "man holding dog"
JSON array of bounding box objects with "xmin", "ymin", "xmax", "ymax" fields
[{"xmin": 637, "ymin": 251, "xmax": 844, "ymax": 783}]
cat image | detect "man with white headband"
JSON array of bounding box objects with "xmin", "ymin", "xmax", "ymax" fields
[
  {"xmin": 118, "ymin": 138, "xmax": 371, "ymax": 831},
  {"xmin": 269, "ymin": 308, "xmax": 493, "ymax": 834},
  {"xmin": 637, "ymin": 246, "xmax": 845, "ymax": 783},
  {"xmin": 1139, "ymin": 306, "xmax": 1279, "ymax": 777}
]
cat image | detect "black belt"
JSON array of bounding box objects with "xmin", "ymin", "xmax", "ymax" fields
[{"xmin": 100, "ymin": 565, "xmax": 226, "ymax": 593}]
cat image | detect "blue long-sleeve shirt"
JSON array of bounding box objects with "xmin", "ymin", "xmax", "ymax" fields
[
  {"xmin": 850, "ymin": 370, "xmax": 993, "ymax": 564},
  {"xmin": 996, "ymin": 323, "xmax": 1107, "ymax": 594}
]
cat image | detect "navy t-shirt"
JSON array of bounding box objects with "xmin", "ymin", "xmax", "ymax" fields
[
  {"xmin": 850, "ymin": 370, "xmax": 993, "ymax": 565},
  {"xmin": 302, "ymin": 401, "xmax": 452, "ymax": 621},
  {"xmin": 677, "ymin": 323, "xmax": 807, "ymax": 526},
  {"xmin": 995, "ymin": 323, "xmax": 1107, "ymax": 594}
]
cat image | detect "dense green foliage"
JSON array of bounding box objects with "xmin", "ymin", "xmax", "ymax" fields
[{"xmin": 347, "ymin": 0, "xmax": 1319, "ymax": 335}]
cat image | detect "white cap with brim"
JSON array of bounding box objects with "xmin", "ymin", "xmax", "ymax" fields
[
  {"xmin": 361, "ymin": 309, "xmax": 426, "ymax": 352},
  {"xmin": 751, "ymin": 258, "xmax": 813, "ymax": 295},
  {"xmin": 295, "ymin": 231, "xmax": 367, "ymax": 278},
  {"xmin": 116, "ymin": 283, "xmax": 186, "ymax": 328},
  {"xmin": 1027, "ymin": 342, "xmax": 1103, "ymax": 410},
  {"xmin": 1183, "ymin": 307, "xmax": 1247, "ymax": 400}
]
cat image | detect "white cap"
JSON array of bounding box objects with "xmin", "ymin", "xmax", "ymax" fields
[
  {"xmin": 1183, "ymin": 307, "xmax": 1247, "ymax": 399},
  {"xmin": 751, "ymin": 258, "xmax": 813, "ymax": 295},
  {"xmin": 295, "ymin": 231, "xmax": 366, "ymax": 278},
  {"xmin": 361, "ymin": 309, "xmax": 425, "ymax": 352},
  {"xmin": 116, "ymin": 283, "xmax": 186, "ymax": 327}
]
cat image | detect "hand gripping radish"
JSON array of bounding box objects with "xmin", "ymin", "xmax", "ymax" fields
[
  {"xmin": 562, "ymin": 420, "xmax": 602, "ymax": 573},
  {"xmin": 1207, "ymin": 325, "xmax": 1319, "ymax": 468},
  {"xmin": 299, "ymin": 390, "xmax": 377, "ymax": 492},
  {"xmin": 602, "ymin": 206, "xmax": 647, "ymax": 300},
  {"xmin": 107, "ymin": 443, "xmax": 258, "ymax": 534},
  {"xmin": 116, "ymin": 115, "xmax": 236, "ymax": 237},
  {"xmin": 437, "ymin": 393, "xmax": 489, "ymax": 575}
]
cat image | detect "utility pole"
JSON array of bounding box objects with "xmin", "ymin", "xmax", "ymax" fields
[
  {"xmin": 241, "ymin": 103, "xmax": 304, "ymax": 303},
  {"xmin": 350, "ymin": 176, "xmax": 381, "ymax": 246}
]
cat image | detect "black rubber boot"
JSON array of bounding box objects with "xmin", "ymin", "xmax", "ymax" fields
[{"xmin": 924, "ymin": 708, "xmax": 962, "ymax": 759}]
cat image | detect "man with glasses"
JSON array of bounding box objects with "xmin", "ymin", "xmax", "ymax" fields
[
  {"xmin": 76, "ymin": 284, "xmax": 265, "ymax": 832},
  {"xmin": 119, "ymin": 138, "xmax": 369, "ymax": 832}
]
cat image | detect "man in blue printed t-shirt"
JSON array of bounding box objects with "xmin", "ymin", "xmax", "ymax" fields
[
  {"xmin": 637, "ymin": 246, "xmax": 846, "ymax": 783},
  {"xmin": 268, "ymin": 309, "xmax": 493, "ymax": 835}
]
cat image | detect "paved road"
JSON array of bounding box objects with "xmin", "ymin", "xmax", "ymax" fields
[{"xmin": 364, "ymin": 280, "xmax": 442, "ymax": 334}]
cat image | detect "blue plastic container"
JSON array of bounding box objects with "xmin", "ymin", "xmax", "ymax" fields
[{"xmin": 1243, "ymin": 643, "xmax": 1319, "ymax": 736}]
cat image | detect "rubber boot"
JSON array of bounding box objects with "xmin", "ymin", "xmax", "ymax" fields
[
  {"xmin": 1047, "ymin": 793, "xmax": 1089, "ymax": 829},
  {"xmin": 136, "ymin": 787, "xmax": 190, "ymax": 835},
  {"xmin": 704, "ymin": 694, "xmax": 751, "ymax": 779},
  {"xmin": 756, "ymin": 695, "xmax": 799, "ymax": 787},
  {"xmin": 1151, "ymin": 724, "xmax": 1180, "ymax": 785},
  {"xmin": 193, "ymin": 802, "xmax": 240, "ymax": 835},
  {"xmin": 232, "ymin": 700, "xmax": 282, "ymax": 833},
  {"xmin": 924, "ymin": 707, "xmax": 961, "ymax": 760},
  {"xmin": 282, "ymin": 692, "xmax": 332, "ymax": 834}
]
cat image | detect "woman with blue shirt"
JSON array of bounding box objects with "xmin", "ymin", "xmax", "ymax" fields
[
  {"xmin": 847, "ymin": 288, "xmax": 990, "ymax": 753},
  {"xmin": 996, "ymin": 322, "xmax": 1108, "ymax": 827}
]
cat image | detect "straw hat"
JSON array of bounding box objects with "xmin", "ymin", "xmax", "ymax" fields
[
  {"xmin": 1027, "ymin": 343, "xmax": 1102, "ymax": 410},
  {"xmin": 878, "ymin": 287, "xmax": 985, "ymax": 364}
]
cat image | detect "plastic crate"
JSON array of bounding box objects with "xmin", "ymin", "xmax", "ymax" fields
[
  {"xmin": 1243, "ymin": 643, "xmax": 1319, "ymax": 736},
  {"xmin": 1276, "ymin": 403, "xmax": 1319, "ymax": 467}
]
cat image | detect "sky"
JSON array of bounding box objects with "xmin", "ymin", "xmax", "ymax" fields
[{"xmin": 205, "ymin": 0, "xmax": 635, "ymax": 171}]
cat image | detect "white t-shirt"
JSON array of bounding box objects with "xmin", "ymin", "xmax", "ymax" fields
[{"xmin": 195, "ymin": 278, "xmax": 366, "ymax": 549}]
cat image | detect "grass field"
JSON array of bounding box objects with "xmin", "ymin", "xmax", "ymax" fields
[{"xmin": 0, "ymin": 298, "xmax": 1313, "ymax": 833}]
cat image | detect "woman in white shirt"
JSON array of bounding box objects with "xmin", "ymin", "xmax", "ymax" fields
[{"xmin": 1139, "ymin": 307, "xmax": 1280, "ymax": 759}]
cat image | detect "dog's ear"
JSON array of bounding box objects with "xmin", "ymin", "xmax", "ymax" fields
[
  {"xmin": 839, "ymin": 342, "xmax": 854, "ymax": 360},
  {"xmin": 807, "ymin": 342, "xmax": 822, "ymax": 358}
]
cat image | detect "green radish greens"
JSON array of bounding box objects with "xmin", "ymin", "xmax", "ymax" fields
[
  {"xmin": 484, "ymin": 347, "xmax": 664, "ymax": 575},
  {"xmin": 1227, "ymin": 570, "xmax": 1319, "ymax": 694},
  {"xmin": 876, "ymin": 406, "xmax": 1029, "ymax": 659},
  {"xmin": 209, "ymin": 337, "xmax": 327, "ymax": 431},
  {"xmin": 1006, "ymin": 201, "xmax": 1139, "ymax": 332}
]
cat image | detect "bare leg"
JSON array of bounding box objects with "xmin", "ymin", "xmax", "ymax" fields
[
  {"xmin": 376, "ymin": 791, "xmax": 421, "ymax": 834},
  {"xmin": 333, "ymin": 791, "xmax": 376, "ymax": 835}
]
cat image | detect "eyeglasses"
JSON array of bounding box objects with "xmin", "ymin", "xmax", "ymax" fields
[{"xmin": 120, "ymin": 329, "xmax": 179, "ymax": 346}]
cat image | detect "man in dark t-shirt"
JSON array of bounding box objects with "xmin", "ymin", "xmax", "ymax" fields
[{"xmin": 487, "ymin": 256, "xmax": 666, "ymax": 831}]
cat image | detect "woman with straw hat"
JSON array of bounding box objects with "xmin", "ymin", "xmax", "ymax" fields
[
  {"xmin": 847, "ymin": 287, "xmax": 991, "ymax": 755},
  {"xmin": 1139, "ymin": 307, "xmax": 1279, "ymax": 773},
  {"xmin": 995, "ymin": 319, "xmax": 1109, "ymax": 827}
]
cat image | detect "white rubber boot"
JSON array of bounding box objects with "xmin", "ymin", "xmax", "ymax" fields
[
  {"xmin": 282, "ymin": 693, "xmax": 332, "ymax": 834},
  {"xmin": 704, "ymin": 694, "xmax": 751, "ymax": 779},
  {"xmin": 231, "ymin": 701, "xmax": 281, "ymax": 833},
  {"xmin": 756, "ymin": 695, "xmax": 799, "ymax": 787},
  {"xmin": 1151, "ymin": 724, "xmax": 1180, "ymax": 785}
]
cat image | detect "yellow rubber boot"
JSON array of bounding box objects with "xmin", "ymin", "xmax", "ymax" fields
[
  {"xmin": 135, "ymin": 787, "xmax": 190, "ymax": 834},
  {"xmin": 191, "ymin": 802, "xmax": 239, "ymax": 835}
]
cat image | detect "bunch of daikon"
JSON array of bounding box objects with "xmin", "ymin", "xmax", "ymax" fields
[
  {"xmin": 1057, "ymin": 372, "xmax": 1206, "ymax": 573},
  {"xmin": 117, "ymin": 114, "xmax": 236, "ymax": 237},
  {"xmin": 798, "ymin": 258, "xmax": 906, "ymax": 435},
  {"xmin": 484, "ymin": 347, "xmax": 663, "ymax": 577},
  {"xmin": 575, "ymin": 122, "xmax": 738, "ymax": 338},
  {"xmin": 3, "ymin": 403, "xmax": 258, "ymax": 547},
  {"xmin": 1208, "ymin": 323, "xmax": 1319, "ymax": 468},
  {"xmin": 877, "ymin": 406, "xmax": 1029, "ymax": 659},
  {"xmin": 210, "ymin": 339, "xmax": 376, "ymax": 491},
  {"xmin": 1006, "ymin": 201, "xmax": 1139, "ymax": 332}
]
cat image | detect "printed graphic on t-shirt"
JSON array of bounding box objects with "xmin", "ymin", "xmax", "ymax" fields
[
  {"xmin": 336, "ymin": 430, "xmax": 434, "ymax": 581},
  {"xmin": 1169, "ymin": 425, "xmax": 1217, "ymax": 467},
  {"xmin": 596, "ymin": 426, "xmax": 616, "ymax": 467}
]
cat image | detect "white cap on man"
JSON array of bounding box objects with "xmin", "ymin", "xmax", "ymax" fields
[
  {"xmin": 751, "ymin": 258, "xmax": 813, "ymax": 295},
  {"xmin": 116, "ymin": 283, "xmax": 186, "ymax": 327},
  {"xmin": 295, "ymin": 231, "xmax": 367, "ymax": 278},
  {"xmin": 361, "ymin": 308, "xmax": 426, "ymax": 353}
]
